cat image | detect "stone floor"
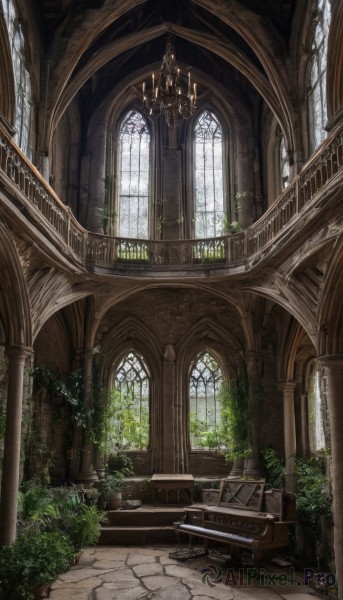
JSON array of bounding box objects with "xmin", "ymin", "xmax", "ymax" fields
[{"xmin": 50, "ymin": 545, "xmax": 323, "ymax": 600}]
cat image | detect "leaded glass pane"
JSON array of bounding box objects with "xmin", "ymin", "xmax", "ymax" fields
[
  {"xmin": 118, "ymin": 111, "xmax": 150, "ymax": 239},
  {"xmin": 112, "ymin": 351, "xmax": 150, "ymax": 449},
  {"xmin": 308, "ymin": 0, "xmax": 331, "ymax": 152},
  {"xmin": 194, "ymin": 111, "xmax": 224, "ymax": 238},
  {"xmin": 189, "ymin": 352, "xmax": 223, "ymax": 449},
  {"xmin": 2, "ymin": 0, "xmax": 32, "ymax": 158}
]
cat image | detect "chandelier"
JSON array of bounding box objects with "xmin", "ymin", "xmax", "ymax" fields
[{"xmin": 142, "ymin": 40, "xmax": 196, "ymax": 128}]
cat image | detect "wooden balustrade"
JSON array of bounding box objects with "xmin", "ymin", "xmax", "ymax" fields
[{"xmin": 0, "ymin": 120, "xmax": 342, "ymax": 271}]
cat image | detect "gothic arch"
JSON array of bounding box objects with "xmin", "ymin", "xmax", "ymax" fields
[{"xmin": 0, "ymin": 221, "xmax": 32, "ymax": 347}]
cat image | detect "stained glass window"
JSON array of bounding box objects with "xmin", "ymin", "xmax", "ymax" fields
[
  {"xmin": 194, "ymin": 111, "xmax": 224, "ymax": 238},
  {"xmin": 308, "ymin": 0, "xmax": 331, "ymax": 152},
  {"xmin": 112, "ymin": 351, "xmax": 149, "ymax": 449},
  {"xmin": 2, "ymin": 0, "xmax": 32, "ymax": 158},
  {"xmin": 118, "ymin": 111, "xmax": 150, "ymax": 238},
  {"xmin": 189, "ymin": 352, "xmax": 223, "ymax": 449}
]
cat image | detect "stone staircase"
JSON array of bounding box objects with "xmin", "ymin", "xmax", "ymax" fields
[
  {"xmin": 99, "ymin": 505, "xmax": 186, "ymax": 545},
  {"xmin": 99, "ymin": 476, "xmax": 222, "ymax": 545}
]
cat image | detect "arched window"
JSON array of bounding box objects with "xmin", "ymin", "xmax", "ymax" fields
[
  {"xmin": 111, "ymin": 351, "xmax": 149, "ymax": 449},
  {"xmin": 308, "ymin": 0, "xmax": 331, "ymax": 152},
  {"xmin": 118, "ymin": 111, "xmax": 150, "ymax": 239},
  {"xmin": 2, "ymin": 0, "xmax": 32, "ymax": 158},
  {"xmin": 193, "ymin": 111, "xmax": 224, "ymax": 238},
  {"xmin": 189, "ymin": 352, "xmax": 224, "ymax": 449},
  {"xmin": 308, "ymin": 366, "xmax": 325, "ymax": 451},
  {"xmin": 280, "ymin": 133, "xmax": 289, "ymax": 190}
]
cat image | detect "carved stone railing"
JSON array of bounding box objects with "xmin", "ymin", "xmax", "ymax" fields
[{"xmin": 0, "ymin": 120, "xmax": 342, "ymax": 272}]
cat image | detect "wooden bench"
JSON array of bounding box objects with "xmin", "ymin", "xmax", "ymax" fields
[{"xmin": 174, "ymin": 479, "xmax": 296, "ymax": 564}]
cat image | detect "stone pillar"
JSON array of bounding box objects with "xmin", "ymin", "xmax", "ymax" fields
[
  {"xmin": 161, "ymin": 149, "xmax": 182, "ymax": 240},
  {"xmin": 281, "ymin": 380, "xmax": 297, "ymax": 492},
  {"xmin": 235, "ymin": 132, "xmax": 254, "ymax": 228},
  {"xmin": 41, "ymin": 154, "xmax": 50, "ymax": 183},
  {"xmin": 86, "ymin": 120, "xmax": 107, "ymax": 233},
  {"xmin": 78, "ymin": 349, "xmax": 98, "ymax": 483},
  {"xmin": 244, "ymin": 352, "xmax": 261, "ymax": 477},
  {"xmin": 319, "ymin": 355, "xmax": 343, "ymax": 600},
  {"xmin": 0, "ymin": 345, "xmax": 31, "ymax": 545},
  {"xmin": 300, "ymin": 393, "xmax": 309, "ymax": 456},
  {"xmin": 161, "ymin": 345, "xmax": 176, "ymax": 472}
]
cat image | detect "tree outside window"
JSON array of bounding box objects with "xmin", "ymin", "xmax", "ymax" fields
[
  {"xmin": 189, "ymin": 352, "xmax": 224, "ymax": 449},
  {"xmin": 110, "ymin": 351, "xmax": 149, "ymax": 450}
]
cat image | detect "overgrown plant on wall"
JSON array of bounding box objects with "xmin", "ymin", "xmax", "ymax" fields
[
  {"xmin": 221, "ymin": 374, "xmax": 249, "ymax": 460},
  {"xmin": 189, "ymin": 374, "xmax": 249, "ymax": 454}
]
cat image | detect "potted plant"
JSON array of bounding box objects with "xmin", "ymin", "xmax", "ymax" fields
[
  {"xmin": 98, "ymin": 472, "xmax": 124, "ymax": 510},
  {"xmin": 0, "ymin": 529, "xmax": 74, "ymax": 599}
]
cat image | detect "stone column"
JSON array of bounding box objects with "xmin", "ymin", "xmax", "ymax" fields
[
  {"xmin": 244, "ymin": 352, "xmax": 261, "ymax": 477},
  {"xmin": 78, "ymin": 349, "xmax": 98, "ymax": 483},
  {"xmin": 161, "ymin": 149, "xmax": 182, "ymax": 240},
  {"xmin": 281, "ymin": 380, "xmax": 297, "ymax": 492},
  {"xmin": 319, "ymin": 355, "xmax": 343, "ymax": 600},
  {"xmin": 0, "ymin": 345, "xmax": 31, "ymax": 545},
  {"xmin": 300, "ymin": 393, "xmax": 309, "ymax": 456},
  {"xmin": 161, "ymin": 345, "xmax": 176, "ymax": 473},
  {"xmin": 86, "ymin": 120, "xmax": 107, "ymax": 233},
  {"xmin": 235, "ymin": 131, "xmax": 254, "ymax": 228}
]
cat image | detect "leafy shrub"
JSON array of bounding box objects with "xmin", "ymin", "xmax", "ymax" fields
[
  {"xmin": 261, "ymin": 446, "xmax": 286, "ymax": 489},
  {"xmin": 294, "ymin": 450, "xmax": 332, "ymax": 531},
  {"xmin": 107, "ymin": 452, "xmax": 134, "ymax": 476},
  {"xmin": 0, "ymin": 530, "xmax": 74, "ymax": 600}
]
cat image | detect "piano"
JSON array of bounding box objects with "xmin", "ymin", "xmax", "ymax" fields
[{"xmin": 174, "ymin": 479, "xmax": 296, "ymax": 564}]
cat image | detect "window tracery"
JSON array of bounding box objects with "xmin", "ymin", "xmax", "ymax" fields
[
  {"xmin": 1, "ymin": 0, "xmax": 32, "ymax": 158},
  {"xmin": 193, "ymin": 111, "xmax": 225, "ymax": 238},
  {"xmin": 112, "ymin": 351, "xmax": 150, "ymax": 449},
  {"xmin": 308, "ymin": 0, "xmax": 331, "ymax": 152},
  {"xmin": 118, "ymin": 111, "xmax": 150, "ymax": 239},
  {"xmin": 189, "ymin": 351, "xmax": 223, "ymax": 449}
]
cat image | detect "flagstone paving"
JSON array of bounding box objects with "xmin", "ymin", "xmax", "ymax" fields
[{"xmin": 50, "ymin": 545, "xmax": 322, "ymax": 600}]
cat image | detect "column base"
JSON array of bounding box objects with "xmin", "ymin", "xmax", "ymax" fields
[{"xmin": 78, "ymin": 470, "xmax": 99, "ymax": 485}]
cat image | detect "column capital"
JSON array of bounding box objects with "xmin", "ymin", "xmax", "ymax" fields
[
  {"xmin": 5, "ymin": 345, "xmax": 33, "ymax": 360},
  {"xmin": 278, "ymin": 380, "xmax": 297, "ymax": 393}
]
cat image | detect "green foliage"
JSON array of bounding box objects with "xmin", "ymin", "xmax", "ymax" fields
[
  {"xmin": 59, "ymin": 503, "xmax": 105, "ymax": 552},
  {"xmin": 293, "ymin": 449, "xmax": 332, "ymax": 532},
  {"xmin": 189, "ymin": 413, "xmax": 224, "ymax": 449},
  {"xmin": 261, "ymin": 446, "xmax": 286, "ymax": 489},
  {"xmin": 221, "ymin": 214, "xmax": 242, "ymax": 235},
  {"xmin": 98, "ymin": 473, "xmax": 124, "ymax": 500},
  {"xmin": 30, "ymin": 366, "xmax": 90, "ymax": 429},
  {"xmin": 108, "ymin": 388, "xmax": 149, "ymax": 450},
  {"xmin": 107, "ymin": 452, "xmax": 134, "ymax": 476},
  {"xmin": 221, "ymin": 375, "xmax": 249, "ymax": 460},
  {"xmin": 189, "ymin": 374, "xmax": 249, "ymax": 454},
  {"xmin": 0, "ymin": 530, "xmax": 74, "ymax": 599}
]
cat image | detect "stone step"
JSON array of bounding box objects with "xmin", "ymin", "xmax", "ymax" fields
[
  {"xmin": 106, "ymin": 505, "xmax": 186, "ymax": 527},
  {"xmin": 99, "ymin": 525, "xmax": 178, "ymax": 545}
]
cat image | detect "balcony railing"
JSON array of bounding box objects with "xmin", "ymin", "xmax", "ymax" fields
[{"xmin": 0, "ymin": 121, "xmax": 342, "ymax": 271}]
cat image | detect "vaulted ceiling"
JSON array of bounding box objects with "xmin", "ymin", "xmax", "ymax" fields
[{"xmin": 32, "ymin": 0, "xmax": 298, "ymax": 147}]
